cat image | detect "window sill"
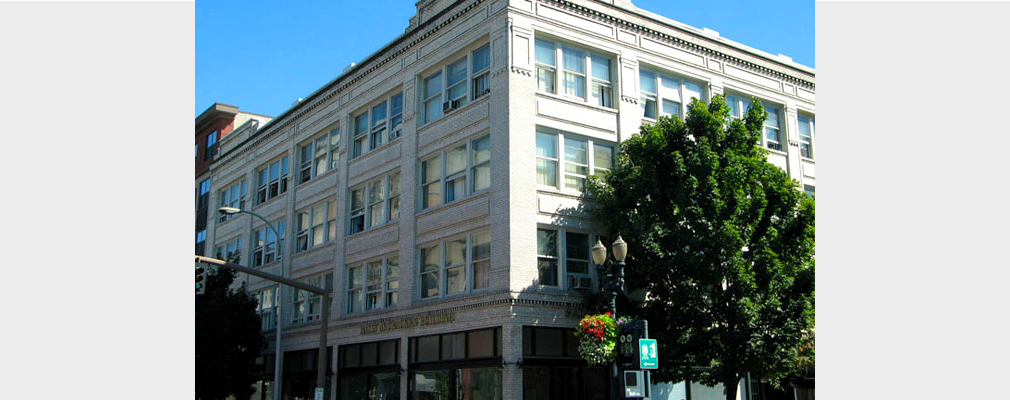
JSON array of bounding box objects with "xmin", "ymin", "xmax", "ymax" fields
[
  {"xmin": 534, "ymin": 91, "xmax": 618, "ymax": 114},
  {"xmin": 415, "ymin": 189, "xmax": 490, "ymax": 218},
  {"xmin": 346, "ymin": 218, "xmax": 399, "ymax": 240},
  {"xmin": 348, "ymin": 137, "xmax": 402, "ymax": 167},
  {"xmin": 764, "ymin": 146, "xmax": 788, "ymax": 157},
  {"xmin": 800, "ymin": 156, "xmax": 815, "ymax": 162},
  {"xmin": 535, "ymin": 186, "xmax": 585, "ymax": 200},
  {"xmin": 296, "ymin": 167, "xmax": 339, "ymax": 188},
  {"xmin": 340, "ymin": 304, "xmax": 401, "ymax": 321},
  {"xmin": 292, "ymin": 240, "xmax": 335, "ymax": 259},
  {"xmin": 417, "ymin": 94, "xmax": 490, "ymax": 132},
  {"xmin": 253, "ymin": 193, "xmax": 288, "ymax": 210}
]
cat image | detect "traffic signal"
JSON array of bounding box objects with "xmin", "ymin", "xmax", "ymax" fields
[{"xmin": 196, "ymin": 265, "xmax": 207, "ymax": 294}]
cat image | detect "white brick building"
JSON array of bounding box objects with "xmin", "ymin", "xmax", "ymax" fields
[{"xmin": 200, "ymin": 0, "xmax": 814, "ymax": 399}]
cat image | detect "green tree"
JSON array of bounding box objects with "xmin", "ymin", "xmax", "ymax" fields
[
  {"xmin": 586, "ymin": 95, "xmax": 814, "ymax": 400},
  {"xmin": 196, "ymin": 255, "xmax": 265, "ymax": 400}
]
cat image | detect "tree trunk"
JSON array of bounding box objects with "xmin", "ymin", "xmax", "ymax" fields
[{"xmin": 724, "ymin": 376, "xmax": 739, "ymax": 400}]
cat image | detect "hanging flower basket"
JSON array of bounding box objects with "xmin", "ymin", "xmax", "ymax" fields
[{"xmin": 575, "ymin": 312, "xmax": 618, "ymax": 365}]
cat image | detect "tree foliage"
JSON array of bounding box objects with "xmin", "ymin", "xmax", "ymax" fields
[
  {"xmin": 586, "ymin": 95, "xmax": 814, "ymax": 400},
  {"xmin": 195, "ymin": 256, "xmax": 265, "ymax": 400}
]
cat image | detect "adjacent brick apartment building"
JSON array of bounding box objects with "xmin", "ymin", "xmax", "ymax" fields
[{"xmin": 198, "ymin": 0, "xmax": 814, "ymax": 399}]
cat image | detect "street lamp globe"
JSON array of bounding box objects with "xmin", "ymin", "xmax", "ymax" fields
[
  {"xmin": 218, "ymin": 206, "xmax": 241, "ymax": 215},
  {"xmin": 592, "ymin": 239, "xmax": 608, "ymax": 265},
  {"xmin": 612, "ymin": 235, "xmax": 627, "ymax": 262}
]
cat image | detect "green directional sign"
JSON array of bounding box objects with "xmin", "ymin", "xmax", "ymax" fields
[{"xmin": 639, "ymin": 339, "xmax": 658, "ymax": 369}]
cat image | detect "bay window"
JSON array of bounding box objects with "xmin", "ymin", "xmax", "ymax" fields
[
  {"xmin": 292, "ymin": 273, "xmax": 333, "ymax": 324},
  {"xmin": 295, "ymin": 199, "xmax": 336, "ymax": 252},
  {"xmin": 798, "ymin": 113, "xmax": 815, "ymax": 158},
  {"xmin": 639, "ymin": 67, "xmax": 704, "ymax": 119},
  {"xmin": 537, "ymin": 227, "xmax": 594, "ymax": 290},
  {"xmin": 420, "ymin": 134, "xmax": 491, "ymax": 210},
  {"xmin": 418, "ymin": 228, "xmax": 491, "ymax": 300},
  {"xmin": 256, "ymin": 156, "xmax": 289, "ymax": 204},
  {"xmin": 346, "ymin": 255, "xmax": 399, "ymax": 314},
  {"xmin": 536, "ymin": 128, "xmax": 614, "ymax": 192},
  {"xmin": 421, "ymin": 43, "xmax": 492, "ymax": 124},
  {"xmin": 535, "ymin": 38, "xmax": 613, "ymax": 107},
  {"xmin": 351, "ymin": 92, "xmax": 404, "ymax": 159},
  {"xmin": 217, "ymin": 180, "xmax": 246, "ymax": 222},
  {"xmin": 298, "ymin": 125, "xmax": 341, "ymax": 184},
  {"xmin": 726, "ymin": 94, "xmax": 784, "ymax": 152}
]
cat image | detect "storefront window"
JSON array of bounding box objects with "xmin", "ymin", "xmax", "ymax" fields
[
  {"xmin": 411, "ymin": 367, "xmax": 502, "ymax": 400},
  {"xmin": 338, "ymin": 339, "xmax": 400, "ymax": 400}
]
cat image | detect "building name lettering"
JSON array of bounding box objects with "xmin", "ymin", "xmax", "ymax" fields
[{"xmin": 360, "ymin": 313, "xmax": 456, "ymax": 335}]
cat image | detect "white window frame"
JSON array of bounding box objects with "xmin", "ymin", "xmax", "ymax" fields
[
  {"xmin": 535, "ymin": 128, "xmax": 615, "ymax": 193},
  {"xmin": 798, "ymin": 113, "xmax": 815, "ymax": 159},
  {"xmin": 420, "ymin": 43, "xmax": 492, "ymax": 124},
  {"xmin": 639, "ymin": 67, "xmax": 706, "ymax": 120},
  {"xmin": 252, "ymin": 219, "xmax": 285, "ymax": 267},
  {"xmin": 256, "ymin": 156, "xmax": 290, "ymax": 205},
  {"xmin": 217, "ymin": 180, "xmax": 247, "ymax": 223},
  {"xmin": 419, "ymin": 134, "xmax": 491, "ymax": 210},
  {"xmin": 292, "ymin": 273, "xmax": 333, "ymax": 325},
  {"xmin": 295, "ymin": 199, "xmax": 336, "ymax": 253},
  {"xmin": 298, "ymin": 124, "xmax": 341, "ymax": 184},
  {"xmin": 726, "ymin": 93, "xmax": 785, "ymax": 152},
  {"xmin": 536, "ymin": 227, "xmax": 596, "ymax": 290},
  {"xmin": 347, "ymin": 265, "xmax": 364, "ymax": 314},
  {"xmin": 535, "ymin": 37, "xmax": 614, "ymax": 108},
  {"xmin": 215, "ymin": 236, "xmax": 243, "ymax": 261},
  {"xmin": 345, "ymin": 255, "xmax": 401, "ymax": 314},
  {"xmin": 417, "ymin": 229, "xmax": 491, "ymax": 300},
  {"xmin": 255, "ymin": 286, "xmax": 278, "ymax": 330},
  {"xmin": 351, "ymin": 91, "xmax": 404, "ymax": 160},
  {"xmin": 348, "ymin": 170, "xmax": 401, "ymax": 235}
]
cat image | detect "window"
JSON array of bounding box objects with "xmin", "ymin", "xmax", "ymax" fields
[
  {"xmin": 418, "ymin": 228, "xmax": 491, "ymax": 299},
  {"xmin": 217, "ymin": 180, "xmax": 247, "ymax": 222},
  {"xmin": 535, "ymin": 38, "xmax": 613, "ymax": 107},
  {"xmin": 349, "ymin": 171, "xmax": 400, "ymax": 234},
  {"xmin": 295, "ymin": 200, "xmax": 336, "ymax": 252},
  {"xmin": 198, "ymin": 179, "xmax": 210, "ymax": 209},
  {"xmin": 338, "ymin": 340, "xmax": 400, "ymax": 400},
  {"xmin": 292, "ymin": 273, "xmax": 333, "ymax": 324},
  {"xmin": 255, "ymin": 287, "xmax": 278, "ymax": 330},
  {"xmin": 215, "ymin": 237, "xmax": 243, "ymax": 262},
  {"xmin": 726, "ymin": 94, "xmax": 783, "ymax": 152},
  {"xmin": 196, "ymin": 230, "xmax": 207, "ymax": 255},
  {"xmin": 351, "ymin": 92, "xmax": 404, "ymax": 160},
  {"xmin": 639, "ymin": 68, "xmax": 704, "ymax": 119},
  {"xmin": 421, "ymin": 43, "xmax": 492, "ymax": 124},
  {"xmin": 256, "ymin": 156, "xmax": 289, "ymax": 204},
  {"xmin": 346, "ymin": 255, "xmax": 400, "ymax": 314},
  {"xmin": 252, "ymin": 220, "xmax": 285, "ymax": 267},
  {"xmin": 804, "ymin": 185, "xmax": 815, "ymax": 200},
  {"xmin": 204, "ymin": 130, "xmax": 218, "ymax": 161},
  {"xmin": 298, "ymin": 125, "xmax": 341, "ymax": 184},
  {"xmin": 798, "ymin": 113, "xmax": 815, "ymax": 159},
  {"xmin": 537, "ymin": 227, "xmax": 594, "ymax": 290},
  {"xmin": 408, "ymin": 327, "xmax": 502, "ymax": 363},
  {"xmin": 420, "ymin": 134, "xmax": 491, "ymax": 210},
  {"xmin": 536, "ymin": 129, "xmax": 614, "ymax": 192}
]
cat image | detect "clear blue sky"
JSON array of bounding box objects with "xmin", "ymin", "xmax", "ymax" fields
[{"xmin": 196, "ymin": 0, "xmax": 813, "ymax": 118}]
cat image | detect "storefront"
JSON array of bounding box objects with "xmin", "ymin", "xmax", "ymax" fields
[
  {"xmin": 337, "ymin": 339, "xmax": 401, "ymax": 400},
  {"xmin": 520, "ymin": 326, "xmax": 608, "ymax": 400},
  {"xmin": 407, "ymin": 327, "xmax": 504, "ymax": 400}
]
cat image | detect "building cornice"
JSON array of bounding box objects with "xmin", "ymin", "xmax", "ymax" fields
[{"xmin": 542, "ymin": 0, "xmax": 815, "ymax": 90}]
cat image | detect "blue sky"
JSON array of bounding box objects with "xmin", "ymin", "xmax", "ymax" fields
[{"xmin": 196, "ymin": 0, "xmax": 813, "ymax": 118}]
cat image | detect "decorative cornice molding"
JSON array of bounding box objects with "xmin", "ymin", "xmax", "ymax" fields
[
  {"xmin": 620, "ymin": 95, "xmax": 639, "ymax": 104},
  {"xmin": 492, "ymin": 67, "xmax": 509, "ymax": 78},
  {"xmin": 539, "ymin": 0, "xmax": 814, "ymax": 91},
  {"xmin": 789, "ymin": 140, "xmax": 801, "ymax": 147}
]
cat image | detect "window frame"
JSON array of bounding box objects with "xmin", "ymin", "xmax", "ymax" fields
[
  {"xmin": 214, "ymin": 236, "xmax": 243, "ymax": 261},
  {"xmin": 351, "ymin": 91, "xmax": 404, "ymax": 160},
  {"xmin": 252, "ymin": 219, "xmax": 285, "ymax": 268},
  {"xmin": 420, "ymin": 42, "xmax": 492, "ymax": 125},
  {"xmin": 345, "ymin": 255, "xmax": 400, "ymax": 314},
  {"xmin": 295, "ymin": 199, "xmax": 336, "ymax": 253},
  {"xmin": 417, "ymin": 228, "xmax": 492, "ymax": 301},
  {"xmin": 797, "ymin": 112, "xmax": 815, "ymax": 159},
  {"xmin": 419, "ymin": 134, "xmax": 491, "ymax": 211},
  {"xmin": 536, "ymin": 226, "xmax": 596, "ymax": 290},
  {"xmin": 348, "ymin": 170, "xmax": 401, "ymax": 235},
  {"xmin": 638, "ymin": 66, "xmax": 706, "ymax": 120},
  {"xmin": 535, "ymin": 128, "xmax": 614, "ymax": 193},
  {"xmin": 217, "ymin": 179, "xmax": 247, "ymax": 223},
  {"xmin": 204, "ymin": 130, "xmax": 218, "ymax": 161},
  {"xmin": 255, "ymin": 156, "xmax": 290, "ymax": 205},
  {"xmin": 255, "ymin": 286, "xmax": 278, "ymax": 331},
  {"xmin": 292, "ymin": 272, "xmax": 333, "ymax": 325},
  {"xmin": 535, "ymin": 37, "xmax": 614, "ymax": 108},
  {"xmin": 726, "ymin": 93, "xmax": 786, "ymax": 153},
  {"xmin": 298, "ymin": 124, "xmax": 341, "ymax": 184}
]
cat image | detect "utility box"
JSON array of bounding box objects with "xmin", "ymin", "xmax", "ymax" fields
[{"xmin": 624, "ymin": 370, "xmax": 645, "ymax": 398}]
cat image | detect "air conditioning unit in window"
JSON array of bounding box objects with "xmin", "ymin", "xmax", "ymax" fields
[
  {"xmin": 442, "ymin": 98, "xmax": 464, "ymax": 113},
  {"xmin": 568, "ymin": 276, "xmax": 593, "ymax": 291}
]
